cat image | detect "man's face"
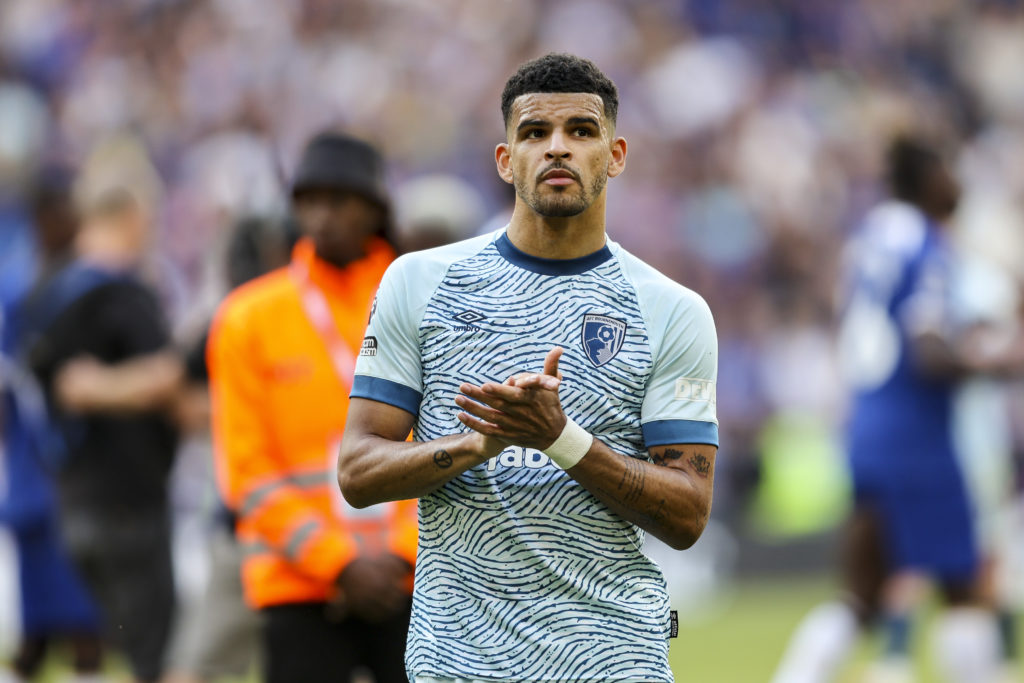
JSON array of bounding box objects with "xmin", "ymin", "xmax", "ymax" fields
[
  {"xmin": 293, "ymin": 188, "xmax": 384, "ymax": 268},
  {"xmin": 926, "ymin": 163, "xmax": 961, "ymax": 221},
  {"xmin": 496, "ymin": 93, "xmax": 625, "ymax": 219}
]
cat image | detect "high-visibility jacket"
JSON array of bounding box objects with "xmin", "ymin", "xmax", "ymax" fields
[{"xmin": 208, "ymin": 236, "xmax": 415, "ymax": 609}]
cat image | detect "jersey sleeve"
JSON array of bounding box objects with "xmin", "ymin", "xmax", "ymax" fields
[
  {"xmin": 898, "ymin": 245, "xmax": 952, "ymax": 340},
  {"xmin": 640, "ymin": 290, "xmax": 719, "ymax": 448},
  {"xmin": 350, "ymin": 257, "xmax": 425, "ymax": 416}
]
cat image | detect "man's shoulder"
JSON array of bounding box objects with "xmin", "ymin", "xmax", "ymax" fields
[
  {"xmin": 858, "ymin": 200, "xmax": 928, "ymax": 258},
  {"xmin": 610, "ymin": 242, "xmax": 711, "ymax": 316},
  {"xmin": 45, "ymin": 262, "xmax": 157, "ymax": 323}
]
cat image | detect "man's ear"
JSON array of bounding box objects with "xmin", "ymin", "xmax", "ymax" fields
[
  {"xmin": 607, "ymin": 136, "xmax": 627, "ymax": 178},
  {"xmin": 496, "ymin": 143, "xmax": 514, "ymax": 184}
]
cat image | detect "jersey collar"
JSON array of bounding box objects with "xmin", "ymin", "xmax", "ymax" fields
[{"xmin": 495, "ymin": 232, "xmax": 613, "ymax": 276}]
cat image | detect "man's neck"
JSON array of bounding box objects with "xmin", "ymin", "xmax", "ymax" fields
[
  {"xmin": 75, "ymin": 228, "xmax": 140, "ymax": 270},
  {"xmin": 505, "ymin": 197, "xmax": 607, "ymax": 259}
]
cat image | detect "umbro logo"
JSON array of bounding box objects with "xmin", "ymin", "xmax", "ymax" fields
[
  {"xmin": 450, "ymin": 309, "xmax": 486, "ymax": 331},
  {"xmin": 452, "ymin": 310, "xmax": 486, "ymax": 324}
]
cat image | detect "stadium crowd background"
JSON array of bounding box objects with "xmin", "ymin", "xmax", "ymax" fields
[{"xmin": 2, "ymin": 0, "xmax": 1024, "ymax": 677}]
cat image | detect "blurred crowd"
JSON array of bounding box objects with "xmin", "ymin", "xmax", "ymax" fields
[{"xmin": 2, "ymin": 0, "xmax": 1024, "ymax": 679}]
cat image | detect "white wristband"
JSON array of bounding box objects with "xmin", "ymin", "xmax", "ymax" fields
[{"xmin": 543, "ymin": 417, "xmax": 593, "ymax": 470}]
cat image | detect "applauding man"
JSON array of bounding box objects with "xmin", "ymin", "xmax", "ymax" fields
[{"xmin": 340, "ymin": 53, "xmax": 719, "ymax": 683}]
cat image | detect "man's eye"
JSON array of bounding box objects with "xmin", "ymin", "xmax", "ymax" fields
[
  {"xmin": 573, "ymin": 128, "xmax": 592, "ymax": 137},
  {"xmin": 526, "ymin": 129, "xmax": 544, "ymax": 139}
]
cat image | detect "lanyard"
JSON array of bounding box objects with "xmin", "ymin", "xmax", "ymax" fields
[{"xmin": 290, "ymin": 262, "xmax": 356, "ymax": 388}]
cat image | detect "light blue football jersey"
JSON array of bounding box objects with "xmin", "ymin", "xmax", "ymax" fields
[{"xmin": 352, "ymin": 229, "xmax": 718, "ymax": 682}]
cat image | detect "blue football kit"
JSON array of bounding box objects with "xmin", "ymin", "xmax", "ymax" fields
[{"xmin": 837, "ymin": 200, "xmax": 977, "ymax": 581}]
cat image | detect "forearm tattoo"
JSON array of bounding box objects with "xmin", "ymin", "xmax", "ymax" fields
[
  {"xmin": 433, "ymin": 449, "xmax": 453, "ymax": 469},
  {"xmin": 617, "ymin": 456, "xmax": 646, "ymax": 505}
]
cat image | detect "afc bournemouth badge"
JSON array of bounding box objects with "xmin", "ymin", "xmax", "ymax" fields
[{"xmin": 581, "ymin": 314, "xmax": 626, "ymax": 367}]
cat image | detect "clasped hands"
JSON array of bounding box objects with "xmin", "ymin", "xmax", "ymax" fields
[{"xmin": 455, "ymin": 347, "xmax": 568, "ymax": 457}]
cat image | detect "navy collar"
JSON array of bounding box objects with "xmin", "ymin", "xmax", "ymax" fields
[{"xmin": 495, "ymin": 232, "xmax": 613, "ymax": 276}]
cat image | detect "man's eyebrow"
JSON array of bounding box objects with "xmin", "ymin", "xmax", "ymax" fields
[
  {"xmin": 567, "ymin": 116, "xmax": 600, "ymax": 128},
  {"xmin": 516, "ymin": 118, "xmax": 549, "ymax": 133}
]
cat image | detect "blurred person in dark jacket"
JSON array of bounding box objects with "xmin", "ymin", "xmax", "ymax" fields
[{"xmin": 15, "ymin": 140, "xmax": 185, "ymax": 683}]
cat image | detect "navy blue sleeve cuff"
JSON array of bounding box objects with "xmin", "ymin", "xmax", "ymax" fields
[
  {"xmin": 642, "ymin": 419, "xmax": 719, "ymax": 448},
  {"xmin": 350, "ymin": 375, "xmax": 422, "ymax": 417}
]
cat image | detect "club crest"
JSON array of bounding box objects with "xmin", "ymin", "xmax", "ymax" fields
[{"xmin": 581, "ymin": 314, "xmax": 626, "ymax": 367}]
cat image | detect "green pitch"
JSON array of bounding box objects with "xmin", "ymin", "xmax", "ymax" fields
[
  {"xmin": 26, "ymin": 575, "xmax": 1023, "ymax": 681},
  {"xmin": 670, "ymin": 575, "xmax": 1022, "ymax": 682}
]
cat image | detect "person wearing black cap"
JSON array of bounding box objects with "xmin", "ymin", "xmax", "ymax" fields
[{"xmin": 207, "ymin": 131, "xmax": 415, "ymax": 683}]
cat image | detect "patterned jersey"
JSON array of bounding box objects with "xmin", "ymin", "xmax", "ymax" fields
[{"xmin": 352, "ymin": 229, "xmax": 719, "ymax": 682}]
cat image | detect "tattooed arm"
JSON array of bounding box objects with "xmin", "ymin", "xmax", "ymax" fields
[
  {"xmin": 456, "ymin": 347, "xmax": 716, "ymax": 549},
  {"xmin": 565, "ymin": 442, "xmax": 716, "ymax": 549},
  {"xmin": 338, "ymin": 398, "xmax": 505, "ymax": 508}
]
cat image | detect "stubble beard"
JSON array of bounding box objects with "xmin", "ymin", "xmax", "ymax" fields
[{"xmin": 515, "ymin": 170, "xmax": 607, "ymax": 219}]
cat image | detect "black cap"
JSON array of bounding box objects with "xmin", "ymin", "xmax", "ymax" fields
[{"xmin": 290, "ymin": 132, "xmax": 388, "ymax": 208}]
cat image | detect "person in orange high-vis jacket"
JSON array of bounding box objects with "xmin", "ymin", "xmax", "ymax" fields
[{"xmin": 208, "ymin": 132, "xmax": 416, "ymax": 683}]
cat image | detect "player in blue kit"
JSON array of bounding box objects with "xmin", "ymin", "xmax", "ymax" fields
[
  {"xmin": 772, "ymin": 138, "xmax": 1024, "ymax": 683},
  {"xmin": 338, "ymin": 53, "xmax": 718, "ymax": 682}
]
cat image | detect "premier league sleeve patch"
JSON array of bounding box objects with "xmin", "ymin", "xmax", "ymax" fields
[{"xmin": 581, "ymin": 314, "xmax": 626, "ymax": 367}]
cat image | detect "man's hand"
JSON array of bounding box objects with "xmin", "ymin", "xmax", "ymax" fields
[
  {"xmin": 455, "ymin": 347, "xmax": 567, "ymax": 450},
  {"xmin": 328, "ymin": 554, "xmax": 410, "ymax": 623},
  {"xmin": 55, "ymin": 356, "xmax": 109, "ymax": 414}
]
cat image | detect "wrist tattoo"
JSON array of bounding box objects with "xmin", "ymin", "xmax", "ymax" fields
[{"xmin": 433, "ymin": 449, "xmax": 453, "ymax": 469}]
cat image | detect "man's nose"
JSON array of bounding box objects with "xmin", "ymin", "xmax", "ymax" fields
[
  {"xmin": 544, "ymin": 130, "xmax": 571, "ymax": 160},
  {"xmin": 303, "ymin": 201, "xmax": 333, "ymax": 231}
]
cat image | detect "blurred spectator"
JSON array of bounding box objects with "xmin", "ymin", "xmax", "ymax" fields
[
  {"xmin": 207, "ymin": 132, "xmax": 416, "ymax": 683},
  {"xmin": 163, "ymin": 215, "xmax": 292, "ymax": 683},
  {"xmin": 0, "ymin": 169, "xmax": 106, "ymax": 683},
  {"xmin": 772, "ymin": 136, "xmax": 1024, "ymax": 683},
  {"xmin": 393, "ymin": 173, "xmax": 486, "ymax": 253},
  {"xmin": 15, "ymin": 137, "xmax": 184, "ymax": 683}
]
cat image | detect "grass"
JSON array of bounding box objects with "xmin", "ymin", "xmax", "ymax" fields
[
  {"xmin": 670, "ymin": 575, "xmax": 1022, "ymax": 682},
  {"xmin": 21, "ymin": 575, "xmax": 1022, "ymax": 682}
]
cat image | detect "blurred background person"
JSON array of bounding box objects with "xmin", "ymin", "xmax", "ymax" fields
[
  {"xmin": 207, "ymin": 132, "xmax": 416, "ymax": 683},
  {"xmin": 161, "ymin": 215, "xmax": 292, "ymax": 683},
  {"xmin": 391, "ymin": 174, "xmax": 486, "ymax": 254},
  {"xmin": 0, "ymin": 169, "xmax": 106, "ymax": 683},
  {"xmin": 12, "ymin": 136, "xmax": 184, "ymax": 683},
  {"xmin": 772, "ymin": 136, "xmax": 1024, "ymax": 683}
]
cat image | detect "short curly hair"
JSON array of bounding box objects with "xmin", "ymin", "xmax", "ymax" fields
[{"xmin": 501, "ymin": 53, "xmax": 618, "ymax": 129}]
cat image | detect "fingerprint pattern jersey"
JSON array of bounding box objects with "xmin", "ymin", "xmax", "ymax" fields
[{"xmin": 352, "ymin": 229, "xmax": 719, "ymax": 682}]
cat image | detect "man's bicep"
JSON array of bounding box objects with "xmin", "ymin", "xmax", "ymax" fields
[
  {"xmin": 344, "ymin": 397, "xmax": 417, "ymax": 444},
  {"xmin": 648, "ymin": 443, "xmax": 717, "ymax": 484}
]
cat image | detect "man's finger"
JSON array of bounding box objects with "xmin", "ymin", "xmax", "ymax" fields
[
  {"xmin": 457, "ymin": 411, "xmax": 504, "ymax": 437},
  {"xmin": 512, "ymin": 373, "xmax": 560, "ymax": 391},
  {"xmin": 543, "ymin": 347, "xmax": 563, "ymax": 379},
  {"xmin": 454, "ymin": 394, "xmax": 507, "ymax": 424},
  {"xmin": 465, "ymin": 381, "xmax": 527, "ymax": 405}
]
